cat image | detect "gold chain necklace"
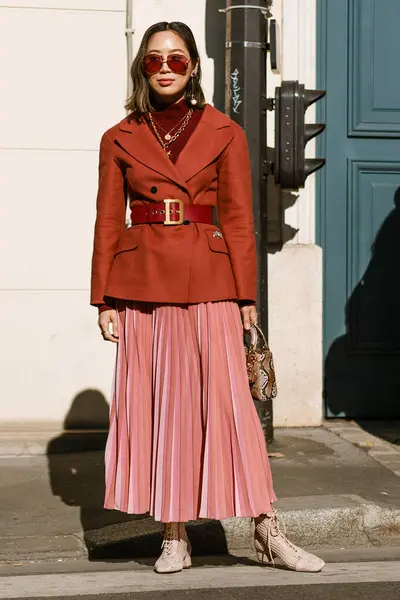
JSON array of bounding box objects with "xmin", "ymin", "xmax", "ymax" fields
[
  {"xmin": 152, "ymin": 111, "xmax": 191, "ymax": 141},
  {"xmin": 149, "ymin": 109, "xmax": 193, "ymax": 158}
]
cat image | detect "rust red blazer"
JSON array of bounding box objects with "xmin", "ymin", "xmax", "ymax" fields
[{"xmin": 90, "ymin": 104, "xmax": 257, "ymax": 306}]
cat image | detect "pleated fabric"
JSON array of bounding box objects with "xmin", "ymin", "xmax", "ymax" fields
[{"xmin": 104, "ymin": 300, "xmax": 277, "ymax": 522}]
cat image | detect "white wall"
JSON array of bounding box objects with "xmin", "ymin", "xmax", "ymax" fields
[
  {"xmin": 0, "ymin": 0, "xmax": 322, "ymax": 427},
  {"xmin": 0, "ymin": 0, "xmax": 225, "ymax": 425},
  {"xmin": 281, "ymin": 0, "xmax": 318, "ymax": 245},
  {"xmin": 0, "ymin": 1, "xmax": 126, "ymax": 423},
  {"xmin": 268, "ymin": 0, "xmax": 323, "ymax": 426}
]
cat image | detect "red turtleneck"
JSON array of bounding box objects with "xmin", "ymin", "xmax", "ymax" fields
[{"xmin": 145, "ymin": 98, "xmax": 203, "ymax": 163}]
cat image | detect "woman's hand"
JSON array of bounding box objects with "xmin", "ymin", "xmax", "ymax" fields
[
  {"xmin": 240, "ymin": 304, "xmax": 258, "ymax": 330},
  {"xmin": 98, "ymin": 309, "xmax": 119, "ymax": 343}
]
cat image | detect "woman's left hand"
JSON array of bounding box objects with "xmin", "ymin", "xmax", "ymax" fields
[{"xmin": 240, "ymin": 304, "xmax": 258, "ymax": 330}]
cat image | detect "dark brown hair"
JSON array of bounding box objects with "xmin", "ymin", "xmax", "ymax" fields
[{"xmin": 125, "ymin": 22, "xmax": 206, "ymax": 114}]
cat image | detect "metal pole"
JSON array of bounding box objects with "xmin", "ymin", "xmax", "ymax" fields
[
  {"xmin": 222, "ymin": 0, "xmax": 273, "ymax": 443},
  {"xmin": 125, "ymin": 0, "xmax": 134, "ymax": 100}
]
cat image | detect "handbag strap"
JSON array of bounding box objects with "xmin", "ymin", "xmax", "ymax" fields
[{"xmin": 249, "ymin": 323, "xmax": 268, "ymax": 348}]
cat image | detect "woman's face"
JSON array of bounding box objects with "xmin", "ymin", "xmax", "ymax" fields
[{"xmin": 145, "ymin": 31, "xmax": 197, "ymax": 103}]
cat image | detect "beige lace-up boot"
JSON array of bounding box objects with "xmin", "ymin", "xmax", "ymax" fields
[
  {"xmin": 154, "ymin": 522, "xmax": 192, "ymax": 574},
  {"xmin": 254, "ymin": 511, "xmax": 325, "ymax": 572}
]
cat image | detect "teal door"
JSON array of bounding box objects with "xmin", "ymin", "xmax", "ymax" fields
[{"xmin": 318, "ymin": 0, "xmax": 400, "ymax": 418}]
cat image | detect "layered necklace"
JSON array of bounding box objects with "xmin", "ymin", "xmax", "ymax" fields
[{"xmin": 149, "ymin": 108, "xmax": 194, "ymax": 158}]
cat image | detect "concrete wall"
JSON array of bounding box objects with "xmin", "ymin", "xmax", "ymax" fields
[{"xmin": 0, "ymin": 0, "xmax": 322, "ymax": 427}]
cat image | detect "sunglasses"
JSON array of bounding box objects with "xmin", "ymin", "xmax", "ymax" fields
[{"xmin": 143, "ymin": 54, "xmax": 190, "ymax": 75}]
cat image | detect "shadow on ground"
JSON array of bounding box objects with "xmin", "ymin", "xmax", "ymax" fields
[
  {"xmin": 47, "ymin": 390, "xmax": 142, "ymax": 558},
  {"xmin": 46, "ymin": 390, "xmax": 229, "ymax": 561},
  {"xmin": 353, "ymin": 420, "xmax": 400, "ymax": 446}
]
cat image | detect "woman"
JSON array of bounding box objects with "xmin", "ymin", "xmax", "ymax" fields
[{"xmin": 91, "ymin": 21, "xmax": 325, "ymax": 575}]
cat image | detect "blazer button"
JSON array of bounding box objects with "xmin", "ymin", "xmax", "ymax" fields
[{"xmin": 151, "ymin": 186, "xmax": 157, "ymax": 194}]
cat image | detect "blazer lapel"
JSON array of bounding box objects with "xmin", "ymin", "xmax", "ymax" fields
[
  {"xmin": 114, "ymin": 116, "xmax": 189, "ymax": 192},
  {"xmin": 175, "ymin": 105, "xmax": 234, "ymax": 182},
  {"xmin": 113, "ymin": 104, "xmax": 234, "ymax": 191}
]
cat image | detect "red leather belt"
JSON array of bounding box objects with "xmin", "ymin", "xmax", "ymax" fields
[{"xmin": 131, "ymin": 200, "xmax": 214, "ymax": 226}]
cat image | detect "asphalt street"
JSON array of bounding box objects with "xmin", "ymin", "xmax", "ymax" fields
[
  {"xmin": 1, "ymin": 552, "xmax": 400, "ymax": 600},
  {"xmin": 5, "ymin": 584, "xmax": 400, "ymax": 600}
]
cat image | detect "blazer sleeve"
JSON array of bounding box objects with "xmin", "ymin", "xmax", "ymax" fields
[
  {"xmin": 90, "ymin": 132, "xmax": 127, "ymax": 306},
  {"xmin": 216, "ymin": 122, "xmax": 257, "ymax": 304}
]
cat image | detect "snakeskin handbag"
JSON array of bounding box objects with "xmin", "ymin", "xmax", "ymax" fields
[{"xmin": 245, "ymin": 324, "xmax": 277, "ymax": 402}]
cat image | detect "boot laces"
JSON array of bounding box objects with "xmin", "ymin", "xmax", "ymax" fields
[
  {"xmin": 257, "ymin": 510, "xmax": 301, "ymax": 567},
  {"xmin": 161, "ymin": 523, "xmax": 184, "ymax": 556}
]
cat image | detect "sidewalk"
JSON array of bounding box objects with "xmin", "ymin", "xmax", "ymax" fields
[{"xmin": 1, "ymin": 424, "xmax": 400, "ymax": 563}]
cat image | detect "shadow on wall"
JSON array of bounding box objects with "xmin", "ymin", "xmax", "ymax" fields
[
  {"xmin": 325, "ymin": 186, "xmax": 400, "ymax": 429},
  {"xmin": 205, "ymin": 3, "xmax": 299, "ymax": 250},
  {"xmin": 266, "ymin": 147, "xmax": 299, "ymax": 252},
  {"xmin": 47, "ymin": 389, "xmax": 230, "ymax": 560}
]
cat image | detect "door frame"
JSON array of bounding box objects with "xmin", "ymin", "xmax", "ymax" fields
[
  {"xmin": 316, "ymin": 0, "xmax": 328, "ymax": 254},
  {"xmin": 316, "ymin": 0, "xmax": 331, "ymax": 416}
]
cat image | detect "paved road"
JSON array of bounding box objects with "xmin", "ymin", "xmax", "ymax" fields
[
  {"xmin": 3, "ymin": 428, "xmax": 400, "ymax": 563},
  {"xmin": 5, "ymin": 584, "xmax": 400, "ymax": 600},
  {"xmin": 1, "ymin": 559, "xmax": 400, "ymax": 600}
]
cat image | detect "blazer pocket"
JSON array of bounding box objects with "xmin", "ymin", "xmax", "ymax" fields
[
  {"xmin": 205, "ymin": 229, "xmax": 229, "ymax": 254},
  {"xmin": 114, "ymin": 227, "xmax": 142, "ymax": 256}
]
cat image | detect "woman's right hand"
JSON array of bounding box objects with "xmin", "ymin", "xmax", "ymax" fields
[{"xmin": 98, "ymin": 309, "xmax": 119, "ymax": 343}]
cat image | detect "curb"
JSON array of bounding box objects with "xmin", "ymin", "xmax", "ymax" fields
[
  {"xmin": 2, "ymin": 495, "xmax": 400, "ymax": 563},
  {"xmin": 1, "ymin": 423, "xmax": 399, "ymax": 462},
  {"xmin": 0, "ymin": 431, "xmax": 108, "ymax": 456},
  {"xmin": 324, "ymin": 421, "xmax": 400, "ymax": 478},
  {"xmin": 220, "ymin": 494, "xmax": 400, "ymax": 551}
]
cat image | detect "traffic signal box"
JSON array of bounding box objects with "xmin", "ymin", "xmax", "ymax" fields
[{"xmin": 274, "ymin": 80, "xmax": 326, "ymax": 191}]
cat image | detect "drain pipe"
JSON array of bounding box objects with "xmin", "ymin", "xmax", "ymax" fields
[{"xmin": 125, "ymin": 0, "xmax": 134, "ymax": 100}]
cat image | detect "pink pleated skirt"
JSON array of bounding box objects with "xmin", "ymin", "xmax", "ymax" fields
[{"xmin": 104, "ymin": 300, "xmax": 277, "ymax": 523}]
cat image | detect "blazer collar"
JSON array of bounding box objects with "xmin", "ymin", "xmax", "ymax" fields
[
  {"xmin": 115, "ymin": 104, "xmax": 233, "ymax": 192},
  {"xmin": 175, "ymin": 105, "xmax": 233, "ymax": 182}
]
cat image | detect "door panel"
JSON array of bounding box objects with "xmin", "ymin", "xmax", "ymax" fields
[
  {"xmin": 318, "ymin": 0, "xmax": 400, "ymax": 418},
  {"xmin": 348, "ymin": 162, "xmax": 400, "ymax": 352},
  {"xmin": 349, "ymin": 0, "xmax": 400, "ymax": 135}
]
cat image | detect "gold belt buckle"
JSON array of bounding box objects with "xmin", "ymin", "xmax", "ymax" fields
[{"xmin": 163, "ymin": 199, "xmax": 184, "ymax": 225}]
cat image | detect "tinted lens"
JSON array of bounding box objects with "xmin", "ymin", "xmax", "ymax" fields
[
  {"xmin": 167, "ymin": 55, "xmax": 188, "ymax": 75},
  {"xmin": 143, "ymin": 55, "xmax": 163, "ymax": 74}
]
